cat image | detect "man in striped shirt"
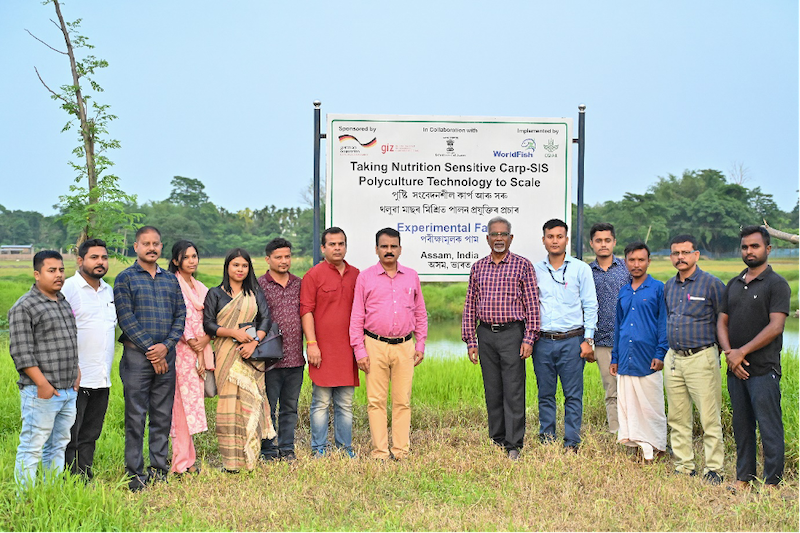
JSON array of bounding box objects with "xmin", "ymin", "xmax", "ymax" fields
[
  {"xmin": 664, "ymin": 234, "xmax": 725, "ymax": 484},
  {"xmin": 462, "ymin": 216, "xmax": 540, "ymax": 460}
]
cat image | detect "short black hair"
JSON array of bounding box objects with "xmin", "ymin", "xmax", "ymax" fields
[
  {"xmin": 265, "ymin": 238, "xmax": 293, "ymax": 256},
  {"xmin": 321, "ymin": 226, "xmax": 347, "ymax": 247},
  {"xmin": 543, "ymin": 218, "xmax": 568, "ymax": 234},
  {"xmin": 740, "ymin": 225, "xmax": 771, "ymax": 246},
  {"xmin": 77, "ymin": 238, "xmax": 108, "ymax": 259},
  {"xmin": 624, "ymin": 241, "xmax": 650, "ymax": 258},
  {"xmin": 33, "ymin": 250, "xmax": 63, "ymax": 271},
  {"xmin": 169, "ymin": 240, "xmax": 198, "ymax": 275},
  {"xmin": 375, "ymin": 227, "xmax": 400, "ymax": 246},
  {"xmin": 589, "ymin": 222, "xmax": 615, "ymax": 240},
  {"xmin": 135, "ymin": 225, "xmax": 161, "ymax": 240},
  {"xmin": 669, "ymin": 234, "xmax": 698, "ymax": 250}
]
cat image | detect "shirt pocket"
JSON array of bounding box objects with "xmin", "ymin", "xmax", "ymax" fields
[{"xmin": 683, "ymin": 297, "xmax": 710, "ymax": 319}]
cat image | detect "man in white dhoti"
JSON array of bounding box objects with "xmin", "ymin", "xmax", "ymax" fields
[{"xmin": 609, "ymin": 242, "xmax": 668, "ymax": 463}]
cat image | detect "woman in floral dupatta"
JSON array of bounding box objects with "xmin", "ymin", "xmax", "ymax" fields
[
  {"xmin": 168, "ymin": 241, "xmax": 212, "ymax": 475},
  {"xmin": 203, "ymin": 248, "xmax": 276, "ymax": 471}
]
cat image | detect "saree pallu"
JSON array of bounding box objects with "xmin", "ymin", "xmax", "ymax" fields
[{"xmin": 213, "ymin": 291, "xmax": 276, "ymax": 470}]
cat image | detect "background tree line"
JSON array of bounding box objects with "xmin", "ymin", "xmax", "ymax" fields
[{"xmin": 1, "ymin": 169, "xmax": 797, "ymax": 257}]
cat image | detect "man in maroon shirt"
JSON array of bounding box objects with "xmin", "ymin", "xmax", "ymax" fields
[
  {"xmin": 300, "ymin": 227, "xmax": 360, "ymax": 457},
  {"xmin": 258, "ymin": 238, "xmax": 304, "ymax": 462}
]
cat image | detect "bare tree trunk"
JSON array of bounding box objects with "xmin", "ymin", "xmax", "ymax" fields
[{"xmin": 762, "ymin": 220, "xmax": 799, "ymax": 245}]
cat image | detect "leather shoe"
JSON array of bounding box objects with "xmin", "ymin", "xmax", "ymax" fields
[{"xmin": 507, "ymin": 449, "xmax": 520, "ymax": 460}]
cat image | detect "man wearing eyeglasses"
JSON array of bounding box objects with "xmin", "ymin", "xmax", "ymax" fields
[
  {"xmin": 533, "ymin": 218, "xmax": 598, "ymax": 452},
  {"xmin": 664, "ymin": 235, "xmax": 726, "ymax": 484},
  {"xmin": 462, "ymin": 216, "xmax": 540, "ymax": 460}
]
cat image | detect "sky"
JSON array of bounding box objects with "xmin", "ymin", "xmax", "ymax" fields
[{"xmin": 1, "ymin": 0, "xmax": 798, "ymax": 216}]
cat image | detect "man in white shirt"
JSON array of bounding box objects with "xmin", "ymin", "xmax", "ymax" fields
[{"xmin": 61, "ymin": 239, "xmax": 116, "ymax": 480}]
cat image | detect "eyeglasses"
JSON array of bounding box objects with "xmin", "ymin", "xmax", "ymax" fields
[
  {"xmin": 488, "ymin": 232, "xmax": 510, "ymax": 237},
  {"xmin": 669, "ymin": 250, "xmax": 697, "ymax": 257}
]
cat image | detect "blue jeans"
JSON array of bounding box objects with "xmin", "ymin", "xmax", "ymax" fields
[
  {"xmin": 310, "ymin": 385, "xmax": 354, "ymax": 453},
  {"xmin": 532, "ymin": 336, "xmax": 585, "ymax": 447},
  {"xmin": 15, "ymin": 385, "xmax": 77, "ymax": 488}
]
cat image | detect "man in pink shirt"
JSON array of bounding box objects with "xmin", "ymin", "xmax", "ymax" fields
[{"xmin": 350, "ymin": 227, "xmax": 428, "ymax": 460}]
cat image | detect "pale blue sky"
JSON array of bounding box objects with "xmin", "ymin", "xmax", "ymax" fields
[{"xmin": 1, "ymin": 0, "xmax": 797, "ymax": 214}]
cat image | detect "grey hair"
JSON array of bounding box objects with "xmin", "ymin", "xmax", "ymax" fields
[{"xmin": 487, "ymin": 216, "xmax": 511, "ymax": 233}]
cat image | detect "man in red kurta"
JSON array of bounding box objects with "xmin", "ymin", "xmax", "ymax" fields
[{"xmin": 300, "ymin": 227, "xmax": 360, "ymax": 457}]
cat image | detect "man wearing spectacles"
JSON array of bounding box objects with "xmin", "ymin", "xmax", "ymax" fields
[
  {"xmin": 533, "ymin": 219, "xmax": 598, "ymax": 452},
  {"xmin": 462, "ymin": 216, "xmax": 540, "ymax": 460},
  {"xmin": 664, "ymin": 235, "xmax": 726, "ymax": 484}
]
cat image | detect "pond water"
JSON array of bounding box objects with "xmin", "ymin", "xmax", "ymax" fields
[{"xmin": 426, "ymin": 318, "xmax": 800, "ymax": 357}]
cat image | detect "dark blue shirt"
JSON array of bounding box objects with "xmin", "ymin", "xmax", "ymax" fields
[
  {"xmin": 612, "ymin": 275, "xmax": 669, "ymax": 376},
  {"xmin": 114, "ymin": 262, "xmax": 186, "ymax": 353},
  {"xmin": 664, "ymin": 266, "xmax": 725, "ymax": 350},
  {"xmin": 590, "ymin": 256, "xmax": 631, "ymax": 347}
]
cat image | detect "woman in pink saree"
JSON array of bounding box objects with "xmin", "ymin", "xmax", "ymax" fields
[{"xmin": 168, "ymin": 240, "xmax": 213, "ymax": 474}]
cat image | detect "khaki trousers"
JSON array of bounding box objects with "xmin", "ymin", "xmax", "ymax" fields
[
  {"xmin": 664, "ymin": 346, "xmax": 724, "ymax": 475},
  {"xmin": 364, "ymin": 336, "xmax": 415, "ymax": 459},
  {"xmin": 594, "ymin": 346, "xmax": 619, "ymax": 433}
]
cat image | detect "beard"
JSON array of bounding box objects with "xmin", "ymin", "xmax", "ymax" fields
[
  {"xmin": 492, "ymin": 242, "xmax": 506, "ymax": 253},
  {"xmin": 82, "ymin": 266, "xmax": 106, "ymax": 279},
  {"xmin": 743, "ymin": 255, "xmax": 767, "ymax": 268}
]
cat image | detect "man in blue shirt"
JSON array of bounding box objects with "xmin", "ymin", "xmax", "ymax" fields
[
  {"xmin": 533, "ymin": 219, "xmax": 598, "ymax": 451},
  {"xmin": 610, "ymin": 242, "xmax": 668, "ymax": 464},
  {"xmin": 114, "ymin": 226, "xmax": 185, "ymax": 491},
  {"xmin": 588, "ymin": 222, "xmax": 630, "ymax": 434}
]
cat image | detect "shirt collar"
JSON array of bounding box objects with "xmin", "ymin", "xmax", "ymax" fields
[
  {"xmin": 262, "ymin": 270, "xmax": 299, "ymax": 285},
  {"xmin": 30, "ymin": 283, "xmax": 65, "ymax": 303},
  {"xmin": 738, "ymin": 264, "xmax": 773, "ymax": 282},
  {"xmin": 590, "ymin": 255, "xmax": 623, "ymax": 271},
  {"xmin": 71, "ymin": 271, "xmax": 111, "ymax": 291},
  {"xmin": 132, "ymin": 261, "xmax": 163, "ymax": 275},
  {"xmin": 633, "ymin": 274, "xmax": 654, "ymax": 289},
  {"xmin": 544, "ymin": 254, "xmax": 573, "ymax": 270},
  {"xmin": 376, "ymin": 261, "xmax": 406, "ymax": 275}
]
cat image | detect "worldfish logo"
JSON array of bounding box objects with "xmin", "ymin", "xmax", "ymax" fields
[
  {"xmin": 521, "ymin": 139, "xmax": 536, "ymax": 152},
  {"xmin": 338, "ymin": 134, "xmax": 377, "ymax": 147}
]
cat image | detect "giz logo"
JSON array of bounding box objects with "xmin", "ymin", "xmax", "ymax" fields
[{"xmin": 381, "ymin": 144, "xmax": 395, "ymax": 154}]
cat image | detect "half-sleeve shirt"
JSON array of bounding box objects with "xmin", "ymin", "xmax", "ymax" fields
[
  {"xmin": 664, "ymin": 266, "xmax": 725, "ymax": 350},
  {"xmin": 258, "ymin": 271, "xmax": 304, "ymax": 369}
]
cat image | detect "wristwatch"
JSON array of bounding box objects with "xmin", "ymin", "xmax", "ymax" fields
[{"xmin": 585, "ymin": 338, "xmax": 594, "ymax": 347}]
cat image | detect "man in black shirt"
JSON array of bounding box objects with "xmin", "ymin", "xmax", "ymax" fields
[{"xmin": 717, "ymin": 226, "xmax": 791, "ymax": 491}]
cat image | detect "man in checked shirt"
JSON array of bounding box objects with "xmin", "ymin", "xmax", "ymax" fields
[{"xmin": 462, "ymin": 216, "xmax": 540, "ymax": 460}]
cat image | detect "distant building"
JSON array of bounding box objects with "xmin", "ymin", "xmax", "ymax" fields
[{"xmin": 0, "ymin": 244, "xmax": 34, "ymax": 256}]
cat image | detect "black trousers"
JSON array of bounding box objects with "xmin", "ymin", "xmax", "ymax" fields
[
  {"xmin": 65, "ymin": 386, "xmax": 110, "ymax": 479},
  {"xmin": 261, "ymin": 366, "xmax": 305, "ymax": 457},
  {"xmin": 477, "ymin": 322, "xmax": 526, "ymax": 451},
  {"xmin": 119, "ymin": 346, "xmax": 175, "ymax": 488}
]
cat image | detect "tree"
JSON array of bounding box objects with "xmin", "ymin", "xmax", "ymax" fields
[
  {"xmin": 28, "ymin": 0, "xmax": 139, "ymax": 253},
  {"xmin": 168, "ymin": 176, "xmax": 210, "ymax": 208}
]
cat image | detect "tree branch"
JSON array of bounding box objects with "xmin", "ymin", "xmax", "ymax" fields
[
  {"xmin": 34, "ymin": 66, "xmax": 68, "ymax": 103},
  {"xmin": 25, "ymin": 28, "xmax": 68, "ymax": 55},
  {"xmin": 762, "ymin": 220, "xmax": 799, "ymax": 244}
]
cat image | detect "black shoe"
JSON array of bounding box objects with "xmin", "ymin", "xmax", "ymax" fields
[
  {"xmin": 564, "ymin": 445, "xmax": 579, "ymax": 454},
  {"xmin": 703, "ymin": 471, "xmax": 723, "ymax": 486},
  {"xmin": 539, "ymin": 434, "xmax": 557, "ymax": 445},
  {"xmin": 260, "ymin": 453, "xmax": 279, "ymax": 462},
  {"xmin": 281, "ymin": 452, "xmax": 297, "ymax": 462},
  {"xmin": 673, "ymin": 469, "xmax": 698, "ymax": 477},
  {"xmin": 128, "ymin": 475, "xmax": 147, "ymax": 492},
  {"xmin": 507, "ymin": 449, "xmax": 521, "ymax": 460}
]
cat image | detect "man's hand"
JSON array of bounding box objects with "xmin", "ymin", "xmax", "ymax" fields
[
  {"xmin": 73, "ymin": 368, "xmax": 81, "ymax": 391},
  {"xmin": 650, "ymin": 358, "xmax": 664, "ymax": 371},
  {"xmin": 37, "ymin": 381, "xmax": 58, "ymax": 399},
  {"xmin": 146, "ymin": 343, "xmax": 168, "ymax": 363},
  {"xmin": 725, "ymin": 348, "xmax": 750, "ymax": 379},
  {"xmin": 152, "ymin": 359, "xmax": 169, "ymax": 374},
  {"xmin": 519, "ymin": 342, "xmax": 533, "ymax": 360},
  {"xmin": 609, "ymin": 363, "xmax": 618, "ymax": 377},
  {"xmin": 468, "ymin": 347, "xmax": 479, "ymax": 365},
  {"xmin": 580, "ymin": 341, "xmax": 595, "ymax": 362},
  {"xmin": 307, "ymin": 343, "xmax": 322, "ymax": 368},
  {"xmin": 357, "ymin": 355, "xmax": 370, "ymax": 374},
  {"xmin": 413, "ymin": 351, "xmax": 424, "ymax": 366}
]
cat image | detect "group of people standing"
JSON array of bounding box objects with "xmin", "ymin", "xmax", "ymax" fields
[
  {"xmin": 8, "ymin": 216, "xmax": 789, "ymax": 493},
  {"xmin": 463, "ymin": 216, "xmax": 789, "ymax": 491}
]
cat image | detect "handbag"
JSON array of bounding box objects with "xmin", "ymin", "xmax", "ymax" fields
[
  {"xmin": 250, "ymin": 321, "xmax": 284, "ymax": 363},
  {"xmin": 204, "ymin": 370, "xmax": 217, "ymax": 398}
]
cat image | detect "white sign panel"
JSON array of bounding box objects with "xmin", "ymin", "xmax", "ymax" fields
[{"xmin": 326, "ymin": 114, "xmax": 572, "ymax": 281}]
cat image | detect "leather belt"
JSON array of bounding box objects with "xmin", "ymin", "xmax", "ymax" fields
[
  {"xmin": 479, "ymin": 321, "xmax": 523, "ymax": 333},
  {"xmin": 540, "ymin": 327, "xmax": 585, "ymax": 341},
  {"xmin": 364, "ymin": 330, "xmax": 413, "ymax": 345},
  {"xmin": 673, "ymin": 344, "xmax": 716, "ymax": 357}
]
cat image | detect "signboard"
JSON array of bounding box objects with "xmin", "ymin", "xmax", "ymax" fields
[{"xmin": 326, "ymin": 114, "xmax": 572, "ymax": 281}]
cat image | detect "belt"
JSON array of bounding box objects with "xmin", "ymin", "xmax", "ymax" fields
[
  {"xmin": 364, "ymin": 330, "xmax": 413, "ymax": 345},
  {"xmin": 479, "ymin": 321, "xmax": 523, "ymax": 333},
  {"xmin": 673, "ymin": 344, "xmax": 716, "ymax": 357},
  {"xmin": 540, "ymin": 327, "xmax": 585, "ymax": 341}
]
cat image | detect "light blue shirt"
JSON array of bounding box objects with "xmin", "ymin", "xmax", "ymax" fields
[{"xmin": 534, "ymin": 254, "xmax": 598, "ymax": 338}]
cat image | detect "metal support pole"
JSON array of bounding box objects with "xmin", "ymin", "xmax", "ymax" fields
[
  {"xmin": 313, "ymin": 101, "xmax": 322, "ymax": 265},
  {"xmin": 576, "ymin": 104, "xmax": 586, "ymax": 260}
]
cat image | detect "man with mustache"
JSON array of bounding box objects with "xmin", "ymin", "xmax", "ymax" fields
[
  {"xmin": 9, "ymin": 250, "xmax": 80, "ymax": 488},
  {"xmin": 610, "ymin": 242, "xmax": 668, "ymax": 464},
  {"xmin": 718, "ymin": 226, "xmax": 790, "ymax": 492},
  {"xmin": 664, "ymin": 235, "xmax": 726, "ymax": 484},
  {"xmin": 462, "ymin": 216, "xmax": 540, "ymax": 460},
  {"xmin": 61, "ymin": 239, "xmax": 117, "ymax": 480},
  {"xmin": 350, "ymin": 227, "xmax": 427, "ymax": 460},
  {"xmin": 114, "ymin": 226, "xmax": 186, "ymax": 491}
]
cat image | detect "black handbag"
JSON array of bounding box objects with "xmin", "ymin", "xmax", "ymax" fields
[{"xmin": 249, "ymin": 322, "xmax": 284, "ymax": 363}]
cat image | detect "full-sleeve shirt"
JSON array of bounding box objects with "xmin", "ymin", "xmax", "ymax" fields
[
  {"xmin": 664, "ymin": 267, "xmax": 725, "ymax": 350},
  {"xmin": 61, "ymin": 272, "xmax": 117, "ymax": 388},
  {"xmin": 534, "ymin": 254, "xmax": 598, "ymax": 338},
  {"xmin": 612, "ymin": 275, "xmax": 669, "ymax": 376},
  {"xmin": 350, "ymin": 262, "xmax": 428, "ymax": 361},
  {"xmin": 113, "ymin": 262, "xmax": 186, "ymax": 353},
  {"xmin": 8, "ymin": 284, "xmax": 78, "ymax": 389},
  {"xmin": 461, "ymin": 251, "xmax": 541, "ymax": 349},
  {"xmin": 590, "ymin": 256, "xmax": 631, "ymax": 347}
]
